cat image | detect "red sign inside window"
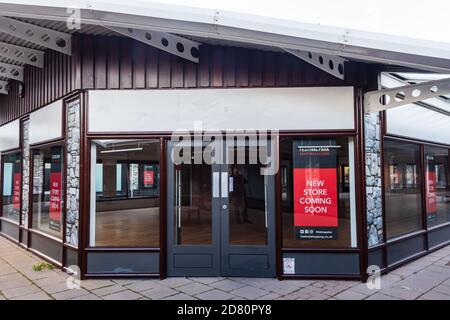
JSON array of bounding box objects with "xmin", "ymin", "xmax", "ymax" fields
[
  {"xmin": 293, "ymin": 140, "xmax": 339, "ymax": 240},
  {"xmin": 49, "ymin": 171, "xmax": 62, "ymax": 230},
  {"xmin": 13, "ymin": 173, "xmax": 21, "ymax": 209},
  {"xmin": 426, "ymin": 157, "xmax": 437, "ymax": 221},
  {"xmin": 144, "ymin": 169, "xmax": 154, "ymax": 187}
]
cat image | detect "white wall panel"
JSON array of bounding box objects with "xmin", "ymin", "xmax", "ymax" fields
[
  {"xmin": 0, "ymin": 119, "xmax": 20, "ymax": 151},
  {"xmin": 387, "ymin": 104, "xmax": 450, "ymax": 145},
  {"xmin": 29, "ymin": 99, "xmax": 63, "ymax": 145},
  {"xmin": 88, "ymin": 87, "xmax": 355, "ymax": 133}
]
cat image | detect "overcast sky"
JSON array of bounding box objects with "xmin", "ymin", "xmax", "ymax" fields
[{"xmin": 145, "ymin": 0, "xmax": 450, "ymax": 44}]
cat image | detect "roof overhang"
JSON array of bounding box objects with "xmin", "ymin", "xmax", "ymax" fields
[{"xmin": 0, "ymin": 0, "xmax": 449, "ymax": 73}]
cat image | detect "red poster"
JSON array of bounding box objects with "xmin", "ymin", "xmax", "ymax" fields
[
  {"xmin": 49, "ymin": 171, "xmax": 62, "ymax": 230},
  {"xmin": 426, "ymin": 163, "xmax": 437, "ymax": 221},
  {"xmin": 293, "ymin": 168, "xmax": 338, "ymax": 227},
  {"xmin": 144, "ymin": 169, "xmax": 154, "ymax": 187},
  {"xmin": 12, "ymin": 173, "xmax": 21, "ymax": 209},
  {"xmin": 293, "ymin": 140, "xmax": 339, "ymax": 240}
]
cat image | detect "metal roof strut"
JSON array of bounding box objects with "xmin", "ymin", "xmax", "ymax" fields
[{"xmin": 364, "ymin": 77, "xmax": 450, "ymax": 113}]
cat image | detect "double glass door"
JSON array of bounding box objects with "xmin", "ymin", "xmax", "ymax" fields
[{"xmin": 166, "ymin": 141, "xmax": 276, "ymax": 277}]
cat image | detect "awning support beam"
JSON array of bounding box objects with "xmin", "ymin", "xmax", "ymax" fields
[
  {"xmin": 0, "ymin": 41, "xmax": 44, "ymax": 68},
  {"xmin": 106, "ymin": 26, "xmax": 200, "ymax": 63},
  {"xmin": 0, "ymin": 16, "xmax": 71, "ymax": 55},
  {"xmin": 364, "ymin": 77, "xmax": 450, "ymax": 113},
  {"xmin": 284, "ymin": 48, "xmax": 346, "ymax": 80},
  {"xmin": 0, "ymin": 61, "xmax": 23, "ymax": 81}
]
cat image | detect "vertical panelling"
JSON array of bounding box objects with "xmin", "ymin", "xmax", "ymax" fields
[
  {"xmin": 262, "ymin": 51, "xmax": 275, "ymax": 87},
  {"xmin": 120, "ymin": 38, "xmax": 133, "ymax": 89},
  {"xmin": 133, "ymin": 42, "xmax": 146, "ymax": 89},
  {"xmin": 184, "ymin": 60, "xmax": 197, "ymax": 88},
  {"xmin": 94, "ymin": 37, "xmax": 107, "ymax": 89},
  {"xmin": 275, "ymin": 52, "xmax": 289, "ymax": 86},
  {"xmin": 146, "ymin": 47, "xmax": 158, "ymax": 88},
  {"xmin": 158, "ymin": 51, "xmax": 171, "ymax": 88},
  {"xmin": 107, "ymin": 37, "xmax": 120, "ymax": 89},
  {"xmin": 289, "ymin": 55, "xmax": 303, "ymax": 86},
  {"xmin": 236, "ymin": 48, "xmax": 249, "ymax": 87},
  {"xmin": 198, "ymin": 46, "xmax": 210, "ymax": 87},
  {"xmin": 249, "ymin": 50, "xmax": 263, "ymax": 87},
  {"xmin": 223, "ymin": 47, "xmax": 236, "ymax": 87},
  {"xmin": 82, "ymin": 36, "xmax": 94, "ymax": 89},
  {"xmin": 171, "ymin": 56, "xmax": 184, "ymax": 88},
  {"xmin": 211, "ymin": 47, "xmax": 223, "ymax": 87}
]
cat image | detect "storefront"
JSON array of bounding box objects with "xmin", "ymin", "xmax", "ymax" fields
[{"xmin": 0, "ymin": 1, "xmax": 448, "ymax": 281}]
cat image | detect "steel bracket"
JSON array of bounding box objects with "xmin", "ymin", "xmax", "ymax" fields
[
  {"xmin": 284, "ymin": 48, "xmax": 346, "ymax": 80},
  {"xmin": 106, "ymin": 26, "xmax": 200, "ymax": 63},
  {"xmin": 0, "ymin": 61, "xmax": 23, "ymax": 81},
  {"xmin": 365, "ymin": 77, "xmax": 450, "ymax": 113},
  {"xmin": 0, "ymin": 16, "xmax": 71, "ymax": 55},
  {"xmin": 0, "ymin": 41, "xmax": 44, "ymax": 67}
]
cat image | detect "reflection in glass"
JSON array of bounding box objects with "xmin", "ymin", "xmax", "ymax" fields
[
  {"xmin": 32, "ymin": 146, "xmax": 64, "ymax": 238},
  {"xmin": 425, "ymin": 146, "xmax": 449, "ymax": 228},
  {"xmin": 227, "ymin": 146, "xmax": 268, "ymax": 245},
  {"xmin": 384, "ymin": 140, "xmax": 423, "ymax": 239},
  {"xmin": 173, "ymin": 146, "xmax": 212, "ymax": 245},
  {"xmin": 92, "ymin": 140, "xmax": 160, "ymax": 247},
  {"xmin": 2, "ymin": 153, "xmax": 21, "ymax": 222}
]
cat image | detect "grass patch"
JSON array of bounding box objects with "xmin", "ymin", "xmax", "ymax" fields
[{"xmin": 32, "ymin": 262, "xmax": 54, "ymax": 272}]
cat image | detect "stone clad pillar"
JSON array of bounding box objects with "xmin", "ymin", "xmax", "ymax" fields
[
  {"xmin": 21, "ymin": 119, "xmax": 30, "ymax": 228},
  {"xmin": 364, "ymin": 113, "xmax": 383, "ymax": 247},
  {"xmin": 65, "ymin": 100, "xmax": 81, "ymax": 246}
]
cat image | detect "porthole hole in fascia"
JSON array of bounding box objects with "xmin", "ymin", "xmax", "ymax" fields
[
  {"xmin": 56, "ymin": 38, "xmax": 66, "ymax": 48},
  {"xmin": 308, "ymin": 52, "xmax": 313, "ymax": 59},
  {"xmin": 190, "ymin": 47, "xmax": 199, "ymax": 58},
  {"xmin": 338, "ymin": 63, "xmax": 344, "ymax": 75},
  {"xmin": 430, "ymin": 85, "xmax": 438, "ymax": 93},
  {"xmin": 14, "ymin": 50, "xmax": 24, "ymax": 58},
  {"xmin": 394, "ymin": 91, "xmax": 406, "ymax": 102},
  {"xmin": 26, "ymin": 29, "xmax": 34, "ymax": 37},
  {"xmin": 41, "ymin": 34, "xmax": 50, "ymax": 43},
  {"xmin": 9, "ymin": 24, "xmax": 16, "ymax": 32},
  {"xmin": 28, "ymin": 54, "xmax": 37, "ymax": 62},
  {"xmin": 145, "ymin": 32, "xmax": 152, "ymax": 40},
  {"xmin": 328, "ymin": 60, "xmax": 334, "ymax": 70},
  {"xmin": 127, "ymin": 28, "xmax": 133, "ymax": 33},
  {"xmin": 176, "ymin": 42, "xmax": 184, "ymax": 53},
  {"xmin": 412, "ymin": 89, "xmax": 421, "ymax": 98},
  {"xmin": 161, "ymin": 37, "xmax": 169, "ymax": 47},
  {"xmin": 318, "ymin": 56, "xmax": 324, "ymax": 64},
  {"xmin": 379, "ymin": 94, "xmax": 390, "ymax": 106}
]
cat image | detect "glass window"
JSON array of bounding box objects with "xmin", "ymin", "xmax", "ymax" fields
[
  {"xmin": 91, "ymin": 140, "xmax": 160, "ymax": 247},
  {"xmin": 32, "ymin": 146, "xmax": 64, "ymax": 238},
  {"xmin": 281, "ymin": 137, "xmax": 357, "ymax": 248},
  {"xmin": 425, "ymin": 146, "xmax": 449, "ymax": 228},
  {"xmin": 2, "ymin": 152, "xmax": 21, "ymax": 222},
  {"xmin": 384, "ymin": 140, "xmax": 423, "ymax": 239}
]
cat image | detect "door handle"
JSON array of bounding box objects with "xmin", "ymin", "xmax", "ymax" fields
[
  {"xmin": 213, "ymin": 172, "xmax": 220, "ymax": 198},
  {"xmin": 221, "ymin": 172, "xmax": 228, "ymax": 198}
]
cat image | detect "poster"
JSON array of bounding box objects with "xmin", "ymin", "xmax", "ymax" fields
[
  {"xmin": 12, "ymin": 172, "xmax": 21, "ymax": 210},
  {"xmin": 425, "ymin": 155, "xmax": 437, "ymax": 222},
  {"xmin": 293, "ymin": 139, "xmax": 339, "ymax": 240},
  {"xmin": 143, "ymin": 165, "xmax": 155, "ymax": 187},
  {"xmin": 49, "ymin": 147, "xmax": 62, "ymax": 231},
  {"xmin": 283, "ymin": 257, "xmax": 295, "ymax": 274}
]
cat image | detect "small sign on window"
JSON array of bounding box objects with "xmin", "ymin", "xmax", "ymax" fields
[{"xmin": 283, "ymin": 257, "xmax": 295, "ymax": 274}]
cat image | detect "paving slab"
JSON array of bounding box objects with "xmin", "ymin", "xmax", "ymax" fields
[
  {"xmin": 229, "ymin": 286, "xmax": 269, "ymax": 299},
  {"xmin": 177, "ymin": 282, "xmax": 212, "ymax": 295},
  {"xmin": 210, "ymin": 279, "xmax": 246, "ymax": 292},
  {"xmin": 195, "ymin": 289, "xmax": 235, "ymax": 300},
  {"xmin": 141, "ymin": 285, "xmax": 179, "ymax": 299},
  {"xmin": 102, "ymin": 290, "xmax": 142, "ymax": 300}
]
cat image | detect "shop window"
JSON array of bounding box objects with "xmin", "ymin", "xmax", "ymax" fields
[
  {"xmin": 281, "ymin": 137, "xmax": 357, "ymax": 248},
  {"xmin": 31, "ymin": 146, "xmax": 64, "ymax": 238},
  {"xmin": 384, "ymin": 140, "xmax": 423, "ymax": 239},
  {"xmin": 1, "ymin": 152, "xmax": 21, "ymax": 222},
  {"xmin": 425, "ymin": 146, "xmax": 449, "ymax": 228},
  {"xmin": 90, "ymin": 140, "xmax": 160, "ymax": 247}
]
